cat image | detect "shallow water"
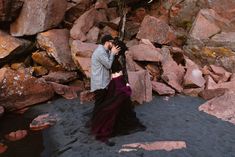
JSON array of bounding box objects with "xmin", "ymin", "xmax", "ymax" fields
[{"xmin": 0, "ymin": 113, "xmax": 44, "ymax": 157}]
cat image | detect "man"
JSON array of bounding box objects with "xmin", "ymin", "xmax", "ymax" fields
[
  {"xmin": 91, "ymin": 34, "xmax": 120, "ymax": 96},
  {"xmin": 90, "ymin": 35, "xmax": 120, "ymax": 146}
]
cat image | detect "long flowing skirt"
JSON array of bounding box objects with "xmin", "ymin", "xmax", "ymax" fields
[{"xmin": 91, "ymin": 75, "xmax": 145, "ymax": 142}]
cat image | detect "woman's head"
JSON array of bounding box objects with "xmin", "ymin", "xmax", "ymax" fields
[{"xmin": 112, "ymin": 37, "xmax": 128, "ymax": 56}]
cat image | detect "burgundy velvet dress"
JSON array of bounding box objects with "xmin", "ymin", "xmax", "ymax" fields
[{"xmin": 91, "ymin": 40, "xmax": 145, "ymax": 142}]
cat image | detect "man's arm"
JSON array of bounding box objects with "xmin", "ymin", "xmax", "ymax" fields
[{"xmin": 97, "ymin": 51, "xmax": 115, "ymax": 69}]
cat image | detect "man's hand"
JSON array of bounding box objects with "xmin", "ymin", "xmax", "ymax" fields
[{"xmin": 111, "ymin": 45, "xmax": 120, "ymax": 55}]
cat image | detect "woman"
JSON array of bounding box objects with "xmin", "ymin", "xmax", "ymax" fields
[{"xmin": 91, "ymin": 38, "xmax": 146, "ymax": 146}]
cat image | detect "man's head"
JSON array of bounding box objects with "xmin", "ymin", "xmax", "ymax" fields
[{"xmin": 101, "ymin": 35, "xmax": 114, "ymax": 50}]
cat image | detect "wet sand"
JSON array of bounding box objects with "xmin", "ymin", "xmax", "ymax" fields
[{"xmin": 14, "ymin": 95, "xmax": 235, "ymax": 157}]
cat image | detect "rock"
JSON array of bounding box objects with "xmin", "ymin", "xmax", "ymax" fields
[
  {"xmin": 137, "ymin": 15, "xmax": 176, "ymax": 44},
  {"xmin": 146, "ymin": 63, "xmax": 162, "ymax": 81},
  {"xmin": 10, "ymin": 62, "xmax": 25, "ymax": 70},
  {"xmin": 204, "ymin": 75, "xmax": 217, "ymax": 89},
  {"xmin": 32, "ymin": 66, "xmax": 49, "ymax": 77},
  {"xmin": 206, "ymin": 0, "xmax": 235, "ymax": 20},
  {"xmin": 183, "ymin": 67, "xmax": 205, "ymax": 88},
  {"xmin": 199, "ymin": 91, "xmax": 235, "ymax": 125},
  {"xmin": 161, "ymin": 47, "xmax": 185, "ymax": 93},
  {"xmin": 0, "ymin": 30, "xmax": 31, "ymax": 65},
  {"xmin": 64, "ymin": 0, "xmax": 92, "ymax": 28},
  {"xmin": 189, "ymin": 9, "xmax": 221, "ymax": 40},
  {"xmin": 231, "ymin": 73, "xmax": 235, "ymax": 82},
  {"xmin": 31, "ymin": 51, "xmax": 61, "ymax": 71},
  {"xmin": 42, "ymin": 71, "xmax": 77, "ymax": 84},
  {"xmin": 199, "ymin": 88, "xmax": 227, "ymax": 100},
  {"xmin": 10, "ymin": 0, "xmax": 67, "ymax": 36},
  {"xmin": 125, "ymin": 20, "xmax": 141, "ymax": 40},
  {"xmin": 125, "ymin": 52, "xmax": 144, "ymax": 72},
  {"xmin": 79, "ymin": 90, "xmax": 95, "ymax": 104},
  {"xmin": 183, "ymin": 88, "xmax": 204, "ymax": 97},
  {"xmin": 68, "ymin": 79, "xmax": 86, "ymax": 91},
  {"xmin": 128, "ymin": 70, "xmax": 152, "ymax": 104},
  {"xmin": 184, "ymin": 8, "xmax": 235, "ymax": 73},
  {"xmin": 49, "ymin": 82, "xmax": 78, "ymax": 99},
  {"xmin": 30, "ymin": 113, "xmax": 58, "ymax": 131},
  {"xmin": 210, "ymin": 32, "xmax": 235, "ymax": 51},
  {"xmin": 0, "ymin": 106, "xmax": 4, "ymax": 117},
  {"xmin": 0, "ymin": 0, "xmax": 23, "ymax": 22},
  {"xmin": 169, "ymin": 0, "xmax": 206, "ymax": 29},
  {"xmin": 86, "ymin": 26, "xmax": 100, "ymax": 43},
  {"xmin": 0, "ymin": 143, "xmax": 7, "ymax": 154},
  {"xmin": 209, "ymin": 80, "xmax": 235, "ymax": 92},
  {"xmin": 71, "ymin": 40, "xmax": 98, "ymax": 77},
  {"xmin": 70, "ymin": 7, "xmax": 107, "ymax": 41},
  {"xmin": 0, "ymin": 68, "xmax": 54, "ymax": 112},
  {"xmin": 106, "ymin": 7, "xmax": 118, "ymax": 21},
  {"xmin": 37, "ymin": 29, "xmax": 77, "ymax": 71},
  {"xmin": 152, "ymin": 81, "xmax": 175, "ymax": 95},
  {"xmin": 4, "ymin": 130, "xmax": 27, "ymax": 141},
  {"xmin": 184, "ymin": 46, "xmax": 235, "ymax": 73},
  {"xmin": 126, "ymin": 39, "xmax": 139, "ymax": 48},
  {"xmin": 128, "ymin": 44, "xmax": 162, "ymax": 62},
  {"xmin": 95, "ymin": 0, "xmax": 108, "ymax": 9},
  {"xmin": 209, "ymin": 64, "xmax": 232, "ymax": 83},
  {"xmin": 121, "ymin": 141, "xmax": 186, "ymax": 151}
]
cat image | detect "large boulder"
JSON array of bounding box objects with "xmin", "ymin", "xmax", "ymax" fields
[
  {"xmin": 31, "ymin": 51, "xmax": 61, "ymax": 71},
  {"xmin": 0, "ymin": 30, "xmax": 31, "ymax": 65},
  {"xmin": 10, "ymin": 0, "xmax": 67, "ymax": 36},
  {"xmin": 152, "ymin": 81, "xmax": 175, "ymax": 96},
  {"xmin": 128, "ymin": 70, "xmax": 152, "ymax": 104},
  {"xmin": 0, "ymin": 68, "xmax": 54, "ymax": 112},
  {"xmin": 183, "ymin": 58, "xmax": 205, "ymax": 88},
  {"xmin": 161, "ymin": 47, "xmax": 185, "ymax": 93},
  {"xmin": 137, "ymin": 15, "xmax": 176, "ymax": 44},
  {"xmin": 37, "ymin": 29, "xmax": 77, "ymax": 71},
  {"xmin": 128, "ymin": 44, "xmax": 162, "ymax": 62},
  {"xmin": 42, "ymin": 71, "xmax": 78, "ymax": 84},
  {"xmin": 70, "ymin": 7, "xmax": 107, "ymax": 41},
  {"xmin": 71, "ymin": 40, "xmax": 98, "ymax": 78},
  {"xmin": 0, "ymin": 0, "xmax": 23, "ymax": 22},
  {"xmin": 205, "ymin": 0, "xmax": 235, "ymax": 20},
  {"xmin": 209, "ymin": 32, "xmax": 235, "ymax": 51},
  {"xmin": 199, "ymin": 91, "xmax": 235, "ymax": 125}
]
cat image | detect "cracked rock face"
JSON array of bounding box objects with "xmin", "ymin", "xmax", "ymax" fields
[
  {"xmin": 10, "ymin": 0, "xmax": 67, "ymax": 36},
  {"xmin": 0, "ymin": 68, "xmax": 54, "ymax": 112}
]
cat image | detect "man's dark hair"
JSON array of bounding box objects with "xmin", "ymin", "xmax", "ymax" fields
[{"xmin": 101, "ymin": 35, "xmax": 114, "ymax": 45}]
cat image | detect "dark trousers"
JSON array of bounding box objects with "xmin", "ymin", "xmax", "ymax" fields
[{"xmin": 92, "ymin": 89, "xmax": 107, "ymax": 116}]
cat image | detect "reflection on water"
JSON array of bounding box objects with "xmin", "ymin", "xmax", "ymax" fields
[{"xmin": 0, "ymin": 113, "xmax": 44, "ymax": 157}]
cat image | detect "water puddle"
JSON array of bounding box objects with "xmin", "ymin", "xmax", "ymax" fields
[{"xmin": 0, "ymin": 113, "xmax": 44, "ymax": 157}]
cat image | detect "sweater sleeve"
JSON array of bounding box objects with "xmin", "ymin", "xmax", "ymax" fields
[{"xmin": 97, "ymin": 50, "xmax": 115, "ymax": 69}]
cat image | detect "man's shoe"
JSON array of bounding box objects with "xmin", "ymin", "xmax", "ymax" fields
[{"xmin": 105, "ymin": 140, "xmax": 115, "ymax": 147}]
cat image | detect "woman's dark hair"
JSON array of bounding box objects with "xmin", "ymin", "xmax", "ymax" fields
[
  {"xmin": 111, "ymin": 38, "xmax": 129, "ymax": 83},
  {"xmin": 112, "ymin": 37, "xmax": 128, "ymax": 56}
]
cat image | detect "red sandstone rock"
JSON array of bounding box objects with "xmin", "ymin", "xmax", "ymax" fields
[
  {"xmin": 152, "ymin": 81, "xmax": 175, "ymax": 95},
  {"xmin": 137, "ymin": 15, "xmax": 176, "ymax": 44},
  {"xmin": 43, "ymin": 71, "xmax": 77, "ymax": 84},
  {"xmin": 4, "ymin": 130, "xmax": 27, "ymax": 141},
  {"xmin": 30, "ymin": 114, "xmax": 57, "ymax": 131},
  {"xmin": 37, "ymin": 29, "xmax": 77, "ymax": 71},
  {"xmin": 199, "ymin": 88, "xmax": 227, "ymax": 100},
  {"xmin": 0, "ymin": 143, "xmax": 7, "ymax": 154},
  {"xmin": 0, "ymin": 68, "xmax": 54, "ymax": 112},
  {"xmin": 10, "ymin": 0, "xmax": 67, "ymax": 36},
  {"xmin": 128, "ymin": 44, "xmax": 162, "ymax": 62},
  {"xmin": 128, "ymin": 70, "xmax": 152, "ymax": 104},
  {"xmin": 199, "ymin": 91, "xmax": 235, "ymax": 125}
]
